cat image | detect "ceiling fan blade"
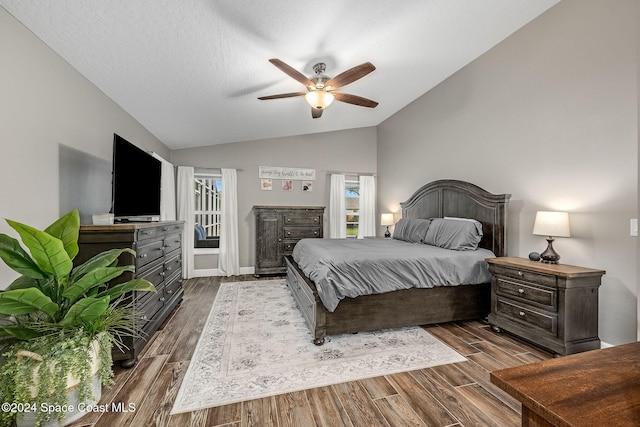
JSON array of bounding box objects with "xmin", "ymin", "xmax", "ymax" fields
[
  {"xmin": 258, "ymin": 91, "xmax": 307, "ymax": 100},
  {"xmin": 312, "ymin": 108, "xmax": 323, "ymax": 119},
  {"xmin": 269, "ymin": 58, "xmax": 313, "ymax": 87},
  {"xmin": 333, "ymin": 92, "xmax": 378, "ymax": 108},
  {"xmin": 325, "ymin": 62, "xmax": 376, "ymax": 89}
]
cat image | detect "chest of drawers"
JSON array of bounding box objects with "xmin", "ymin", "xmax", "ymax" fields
[
  {"xmin": 253, "ymin": 206, "xmax": 324, "ymax": 275},
  {"xmin": 486, "ymin": 257, "xmax": 605, "ymax": 355},
  {"xmin": 77, "ymin": 221, "xmax": 184, "ymax": 367}
]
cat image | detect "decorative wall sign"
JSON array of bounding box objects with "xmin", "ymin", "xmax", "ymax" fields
[{"xmin": 259, "ymin": 166, "xmax": 316, "ymax": 181}]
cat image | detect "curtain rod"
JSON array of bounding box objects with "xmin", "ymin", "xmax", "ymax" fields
[
  {"xmin": 189, "ymin": 166, "xmax": 245, "ymax": 172},
  {"xmin": 323, "ymin": 170, "xmax": 376, "ymax": 177}
]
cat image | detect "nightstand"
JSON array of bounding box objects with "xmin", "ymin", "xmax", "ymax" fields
[{"xmin": 486, "ymin": 257, "xmax": 605, "ymax": 356}]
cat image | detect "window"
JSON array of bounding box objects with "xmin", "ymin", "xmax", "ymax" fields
[
  {"xmin": 194, "ymin": 174, "xmax": 221, "ymax": 249},
  {"xmin": 345, "ymin": 179, "xmax": 360, "ymax": 238}
]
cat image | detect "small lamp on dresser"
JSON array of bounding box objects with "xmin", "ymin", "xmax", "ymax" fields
[
  {"xmin": 532, "ymin": 211, "xmax": 570, "ymax": 264},
  {"xmin": 381, "ymin": 213, "xmax": 394, "ymax": 238}
]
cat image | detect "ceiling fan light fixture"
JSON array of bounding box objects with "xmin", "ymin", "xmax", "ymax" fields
[{"xmin": 305, "ymin": 90, "xmax": 334, "ymax": 110}]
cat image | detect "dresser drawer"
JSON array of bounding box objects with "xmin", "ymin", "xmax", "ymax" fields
[
  {"xmin": 164, "ymin": 253, "xmax": 182, "ymax": 278},
  {"xmin": 164, "ymin": 271, "xmax": 182, "ymax": 300},
  {"xmin": 283, "ymin": 214, "xmax": 322, "ymax": 226},
  {"xmin": 138, "ymin": 258, "xmax": 164, "ymax": 289},
  {"xmin": 495, "ymin": 277, "xmax": 557, "ymax": 311},
  {"xmin": 491, "ymin": 265, "xmax": 556, "ymax": 288},
  {"xmin": 496, "ymin": 298, "xmax": 557, "ymax": 335},
  {"xmin": 137, "ymin": 292, "xmax": 164, "ymax": 330},
  {"xmin": 283, "ymin": 227, "xmax": 321, "ymax": 239},
  {"xmin": 136, "ymin": 239, "xmax": 164, "ymax": 269},
  {"xmin": 164, "ymin": 233, "xmax": 182, "ymax": 256},
  {"xmin": 287, "ymin": 267, "xmax": 316, "ymax": 327}
]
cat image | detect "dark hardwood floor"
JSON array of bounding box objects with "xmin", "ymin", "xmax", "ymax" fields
[{"xmin": 69, "ymin": 275, "xmax": 552, "ymax": 427}]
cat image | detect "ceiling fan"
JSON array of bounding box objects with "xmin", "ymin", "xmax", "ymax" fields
[{"xmin": 258, "ymin": 58, "xmax": 378, "ymax": 118}]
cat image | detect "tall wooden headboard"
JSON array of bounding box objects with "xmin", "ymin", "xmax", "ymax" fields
[{"xmin": 400, "ymin": 179, "xmax": 511, "ymax": 257}]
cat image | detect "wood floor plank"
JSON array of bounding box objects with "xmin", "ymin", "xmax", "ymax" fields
[
  {"xmin": 386, "ymin": 371, "xmax": 457, "ymax": 426},
  {"xmin": 455, "ymin": 383, "xmax": 521, "ymax": 427},
  {"xmin": 374, "ymin": 394, "xmax": 426, "ymax": 427},
  {"xmin": 360, "ymin": 376, "xmax": 398, "ymax": 400},
  {"xmin": 425, "ymin": 325, "xmax": 482, "ymax": 356},
  {"xmin": 93, "ymin": 355, "xmax": 168, "ymax": 427},
  {"xmin": 332, "ymin": 381, "xmax": 389, "ymax": 427},
  {"xmin": 167, "ymin": 409, "xmax": 209, "ymax": 427},
  {"xmin": 306, "ymin": 385, "xmax": 354, "ymax": 427},
  {"xmin": 274, "ymin": 391, "xmax": 315, "ymax": 427},
  {"xmin": 127, "ymin": 361, "xmax": 188, "ymax": 427},
  {"xmin": 242, "ymin": 397, "xmax": 278, "ymax": 427},
  {"xmin": 410, "ymin": 368, "xmax": 501, "ymax": 427}
]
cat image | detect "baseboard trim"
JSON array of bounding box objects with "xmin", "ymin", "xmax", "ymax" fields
[{"xmin": 193, "ymin": 266, "xmax": 255, "ymax": 277}]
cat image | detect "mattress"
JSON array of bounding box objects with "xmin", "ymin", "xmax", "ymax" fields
[{"xmin": 292, "ymin": 238, "xmax": 494, "ymax": 312}]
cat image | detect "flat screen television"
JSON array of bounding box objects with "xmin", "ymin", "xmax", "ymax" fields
[{"xmin": 111, "ymin": 134, "xmax": 161, "ymax": 221}]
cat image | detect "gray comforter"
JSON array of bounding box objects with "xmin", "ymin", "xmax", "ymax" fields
[{"xmin": 292, "ymin": 238, "xmax": 494, "ymax": 312}]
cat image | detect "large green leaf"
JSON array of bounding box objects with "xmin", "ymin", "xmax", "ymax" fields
[
  {"xmin": 0, "ymin": 325, "xmax": 41, "ymax": 340},
  {"xmin": 59, "ymin": 296, "xmax": 110, "ymax": 327},
  {"xmin": 44, "ymin": 209, "xmax": 80, "ymax": 261},
  {"xmin": 6, "ymin": 219, "xmax": 72, "ymax": 283},
  {"xmin": 0, "ymin": 234, "xmax": 48, "ymax": 279},
  {"xmin": 97, "ymin": 278, "xmax": 156, "ymax": 300},
  {"xmin": 71, "ymin": 248, "xmax": 136, "ymax": 281},
  {"xmin": 7, "ymin": 275, "xmax": 40, "ymax": 290},
  {"xmin": 63, "ymin": 265, "xmax": 135, "ymax": 303},
  {"xmin": 0, "ymin": 288, "xmax": 58, "ymax": 317}
]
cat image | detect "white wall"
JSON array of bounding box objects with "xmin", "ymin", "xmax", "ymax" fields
[
  {"xmin": 378, "ymin": 0, "xmax": 638, "ymax": 345},
  {"xmin": 0, "ymin": 7, "xmax": 170, "ymax": 287},
  {"xmin": 171, "ymin": 127, "xmax": 377, "ymax": 272}
]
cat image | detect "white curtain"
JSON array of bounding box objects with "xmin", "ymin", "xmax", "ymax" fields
[
  {"xmin": 329, "ymin": 174, "xmax": 346, "ymax": 238},
  {"xmin": 219, "ymin": 168, "xmax": 239, "ymax": 276},
  {"xmin": 150, "ymin": 152, "xmax": 176, "ymax": 221},
  {"xmin": 357, "ymin": 175, "xmax": 376, "ymax": 238},
  {"xmin": 177, "ymin": 166, "xmax": 195, "ymax": 279}
]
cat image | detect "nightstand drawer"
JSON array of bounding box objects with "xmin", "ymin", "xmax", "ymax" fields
[
  {"xmin": 496, "ymin": 298, "xmax": 557, "ymax": 335},
  {"xmin": 491, "ymin": 265, "xmax": 556, "ymax": 288},
  {"xmin": 496, "ymin": 277, "xmax": 557, "ymax": 310}
]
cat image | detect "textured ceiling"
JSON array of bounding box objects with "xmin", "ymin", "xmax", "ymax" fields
[{"xmin": 1, "ymin": 0, "xmax": 559, "ymax": 149}]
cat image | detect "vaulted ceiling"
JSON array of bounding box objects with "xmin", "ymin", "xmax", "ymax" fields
[{"xmin": 1, "ymin": 0, "xmax": 559, "ymax": 149}]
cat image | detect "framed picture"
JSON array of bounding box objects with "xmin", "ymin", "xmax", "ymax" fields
[
  {"xmin": 302, "ymin": 181, "xmax": 313, "ymax": 192},
  {"xmin": 282, "ymin": 180, "xmax": 293, "ymax": 191},
  {"xmin": 261, "ymin": 179, "xmax": 272, "ymax": 191}
]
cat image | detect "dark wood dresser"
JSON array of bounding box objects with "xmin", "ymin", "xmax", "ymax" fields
[
  {"xmin": 253, "ymin": 206, "xmax": 324, "ymax": 275},
  {"xmin": 486, "ymin": 257, "xmax": 605, "ymax": 355},
  {"xmin": 77, "ymin": 221, "xmax": 184, "ymax": 367}
]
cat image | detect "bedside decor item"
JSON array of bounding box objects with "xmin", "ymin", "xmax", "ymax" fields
[
  {"xmin": 528, "ymin": 252, "xmax": 540, "ymax": 261},
  {"xmin": 532, "ymin": 211, "xmax": 570, "ymax": 264},
  {"xmin": 381, "ymin": 213, "xmax": 394, "ymax": 238}
]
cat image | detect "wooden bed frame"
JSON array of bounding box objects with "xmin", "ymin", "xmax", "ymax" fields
[{"xmin": 285, "ymin": 179, "xmax": 511, "ymax": 345}]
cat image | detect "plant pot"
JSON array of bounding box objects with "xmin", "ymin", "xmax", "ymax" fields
[{"xmin": 15, "ymin": 340, "xmax": 103, "ymax": 427}]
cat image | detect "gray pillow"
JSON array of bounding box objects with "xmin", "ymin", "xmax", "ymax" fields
[
  {"xmin": 423, "ymin": 218, "xmax": 483, "ymax": 250},
  {"xmin": 392, "ymin": 218, "xmax": 432, "ymax": 243}
]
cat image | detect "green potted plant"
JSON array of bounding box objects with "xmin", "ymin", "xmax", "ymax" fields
[{"xmin": 0, "ymin": 209, "xmax": 155, "ymax": 427}]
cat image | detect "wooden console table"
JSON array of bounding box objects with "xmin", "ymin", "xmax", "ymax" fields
[{"xmin": 490, "ymin": 341, "xmax": 640, "ymax": 426}]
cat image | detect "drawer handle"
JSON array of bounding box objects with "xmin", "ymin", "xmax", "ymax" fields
[
  {"xmin": 167, "ymin": 289, "xmax": 173, "ymax": 294},
  {"xmin": 160, "ymin": 272, "xmax": 165, "ymax": 276},
  {"xmin": 518, "ymin": 288, "xmax": 525, "ymax": 294},
  {"xmin": 141, "ymin": 315, "xmax": 148, "ymax": 321},
  {"xmin": 166, "ymin": 266, "xmax": 172, "ymax": 271},
  {"xmin": 314, "ymin": 218, "xmax": 318, "ymax": 222},
  {"xmin": 139, "ymin": 254, "xmax": 148, "ymax": 259},
  {"xmin": 313, "ymin": 231, "xmax": 318, "ymax": 235},
  {"xmin": 160, "ymin": 297, "xmax": 165, "ymax": 302},
  {"xmin": 518, "ymin": 271, "xmax": 524, "ymax": 277},
  {"xmin": 287, "ymin": 218, "xmax": 291, "ymax": 222},
  {"xmin": 287, "ymin": 231, "xmax": 291, "ymax": 236},
  {"xmin": 519, "ymin": 311, "xmax": 526, "ymax": 317}
]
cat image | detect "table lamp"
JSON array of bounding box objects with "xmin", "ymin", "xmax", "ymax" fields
[
  {"xmin": 532, "ymin": 211, "xmax": 570, "ymax": 264},
  {"xmin": 381, "ymin": 213, "xmax": 394, "ymax": 238}
]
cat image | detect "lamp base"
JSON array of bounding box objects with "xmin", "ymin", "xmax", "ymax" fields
[
  {"xmin": 384, "ymin": 226, "xmax": 391, "ymax": 238},
  {"xmin": 540, "ymin": 237, "xmax": 560, "ymax": 264}
]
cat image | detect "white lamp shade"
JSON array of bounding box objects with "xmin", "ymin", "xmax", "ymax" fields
[
  {"xmin": 532, "ymin": 211, "xmax": 570, "ymax": 237},
  {"xmin": 380, "ymin": 213, "xmax": 395, "ymax": 226},
  {"xmin": 305, "ymin": 90, "xmax": 334, "ymax": 109}
]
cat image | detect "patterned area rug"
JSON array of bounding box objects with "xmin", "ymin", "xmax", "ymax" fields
[{"xmin": 171, "ymin": 279, "xmax": 466, "ymax": 414}]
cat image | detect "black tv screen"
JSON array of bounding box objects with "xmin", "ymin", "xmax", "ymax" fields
[{"xmin": 112, "ymin": 134, "xmax": 161, "ymax": 220}]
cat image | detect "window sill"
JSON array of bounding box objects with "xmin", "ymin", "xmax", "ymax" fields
[{"xmin": 194, "ymin": 248, "xmax": 220, "ymax": 255}]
